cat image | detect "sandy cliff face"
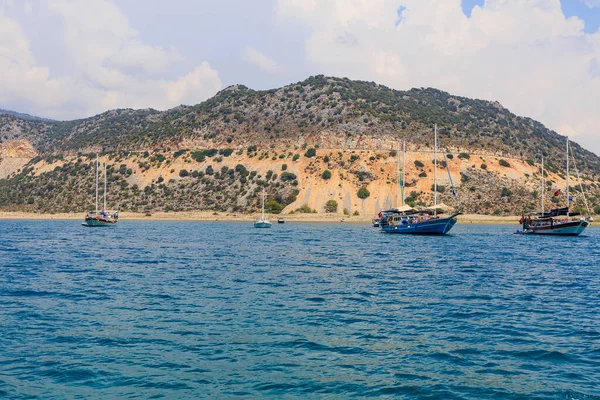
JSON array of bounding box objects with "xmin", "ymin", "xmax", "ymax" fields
[
  {"xmin": 0, "ymin": 140, "xmax": 38, "ymax": 179},
  {"xmin": 6, "ymin": 146, "xmax": 589, "ymax": 216}
]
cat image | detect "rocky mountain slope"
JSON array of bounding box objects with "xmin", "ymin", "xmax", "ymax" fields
[{"xmin": 1, "ymin": 76, "xmax": 599, "ymax": 216}]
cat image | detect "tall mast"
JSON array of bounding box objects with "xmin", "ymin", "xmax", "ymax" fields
[
  {"xmin": 434, "ymin": 124, "xmax": 437, "ymax": 215},
  {"xmin": 395, "ymin": 142, "xmax": 400, "ymax": 208},
  {"xmin": 95, "ymin": 154, "xmax": 99, "ymax": 213},
  {"xmin": 262, "ymin": 187, "xmax": 265, "ymax": 220},
  {"xmin": 103, "ymin": 162, "xmax": 107, "ymax": 211},
  {"xmin": 402, "ymin": 141, "xmax": 406, "ymax": 206},
  {"xmin": 566, "ymin": 137, "xmax": 570, "ymax": 216},
  {"xmin": 541, "ymin": 156, "xmax": 545, "ymax": 215}
]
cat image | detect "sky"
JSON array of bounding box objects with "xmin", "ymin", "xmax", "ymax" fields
[{"xmin": 1, "ymin": 0, "xmax": 600, "ymax": 154}]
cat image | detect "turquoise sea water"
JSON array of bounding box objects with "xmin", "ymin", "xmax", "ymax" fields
[{"xmin": 1, "ymin": 221, "xmax": 599, "ymax": 399}]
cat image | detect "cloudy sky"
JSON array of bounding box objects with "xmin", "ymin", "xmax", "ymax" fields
[{"xmin": 1, "ymin": 0, "xmax": 600, "ymax": 153}]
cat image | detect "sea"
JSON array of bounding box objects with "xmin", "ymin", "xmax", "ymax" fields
[{"xmin": 1, "ymin": 220, "xmax": 599, "ymax": 399}]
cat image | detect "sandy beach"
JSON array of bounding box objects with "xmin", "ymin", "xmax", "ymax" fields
[{"xmin": 0, "ymin": 211, "xmax": 521, "ymax": 224}]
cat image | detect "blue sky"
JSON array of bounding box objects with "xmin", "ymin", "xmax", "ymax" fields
[
  {"xmin": 560, "ymin": 0, "xmax": 600, "ymax": 33},
  {"xmin": 462, "ymin": 0, "xmax": 600, "ymax": 32},
  {"xmin": 461, "ymin": 0, "xmax": 485, "ymax": 17},
  {"xmin": 1, "ymin": 0, "xmax": 600, "ymax": 153}
]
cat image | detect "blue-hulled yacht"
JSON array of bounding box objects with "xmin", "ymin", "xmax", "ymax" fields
[{"xmin": 380, "ymin": 125, "xmax": 460, "ymax": 235}]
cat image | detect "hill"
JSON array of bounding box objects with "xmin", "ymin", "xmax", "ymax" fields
[
  {"xmin": 1, "ymin": 76, "xmax": 599, "ymax": 217},
  {"xmin": 0, "ymin": 108, "xmax": 56, "ymax": 123}
]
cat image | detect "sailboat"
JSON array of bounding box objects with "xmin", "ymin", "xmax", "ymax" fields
[
  {"xmin": 515, "ymin": 137, "xmax": 591, "ymax": 235},
  {"xmin": 373, "ymin": 141, "xmax": 404, "ymax": 227},
  {"xmin": 254, "ymin": 188, "xmax": 272, "ymax": 228},
  {"xmin": 82, "ymin": 155, "xmax": 119, "ymax": 227},
  {"xmin": 381, "ymin": 124, "xmax": 460, "ymax": 235}
]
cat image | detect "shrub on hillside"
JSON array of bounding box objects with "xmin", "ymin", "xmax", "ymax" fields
[
  {"xmin": 431, "ymin": 184, "xmax": 446, "ymax": 193},
  {"xmin": 265, "ymin": 199, "xmax": 284, "ymax": 214},
  {"xmin": 357, "ymin": 187, "xmax": 370, "ymax": 199},
  {"xmin": 280, "ymin": 172, "xmax": 297, "ymax": 181},
  {"xmin": 325, "ymin": 200, "xmax": 338, "ymax": 213},
  {"xmin": 296, "ymin": 204, "xmax": 315, "ymax": 213}
]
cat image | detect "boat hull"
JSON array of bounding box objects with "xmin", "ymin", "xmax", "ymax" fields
[
  {"xmin": 381, "ymin": 214, "xmax": 458, "ymax": 235},
  {"xmin": 82, "ymin": 218, "xmax": 117, "ymax": 227},
  {"xmin": 254, "ymin": 222, "xmax": 272, "ymax": 228},
  {"xmin": 516, "ymin": 219, "xmax": 588, "ymax": 236}
]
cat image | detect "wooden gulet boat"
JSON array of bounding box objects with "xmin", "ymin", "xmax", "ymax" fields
[
  {"xmin": 381, "ymin": 125, "xmax": 461, "ymax": 235},
  {"xmin": 82, "ymin": 155, "xmax": 119, "ymax": 227},
  {"xmin": 515, "ymin": 137, "xmax": 591, "ymax": 236}
]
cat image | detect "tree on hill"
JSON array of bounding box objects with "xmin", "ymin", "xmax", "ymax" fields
[
  {"xmin": 305, "ymin": 148, "xmax": 316, "ymax": 158},
  {"xmin": 265, "ymin": 199, "xmax": 284, "ymax": 214},
  {"xmin": 324, "ymin": 200, "xmax": 338, "ymax": 213},
  {"xmin": 357, "ymin": 187, "xmax": 370, "ymax": 199}
]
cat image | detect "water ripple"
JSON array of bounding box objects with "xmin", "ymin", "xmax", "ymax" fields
[{"xmin": 1, "ymin": 221, "xmax": 599, "ymax": 399}]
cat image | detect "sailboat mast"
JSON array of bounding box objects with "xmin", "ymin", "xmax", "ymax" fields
[
  {"xmin": 566, "ymin": 137, "xmax": 570, "ymax": 216},
  {"xmin": 402, "ymin": 141, "xmax": 406, "ymax": 206},
  {"xmin": 95, "ymin": 154, "xmax": 99, "ymax": 213},
  {"xmin": 541, "ymin": 156, "xmax": 545, "ymax": 215},
  {"xmin": 262, "ymin": 188, "xmax": 265, "ymax": 220},
  {"xmin": 395, "ymin": 142, "xmax": 400, "ymax": 208},
  {"xmin": 104, "ymin": 162, "xmax": 107, "ymax": 211},
  {"xmin": 434, "ymin": 124, "xmax": 437, "ymax": 215}
]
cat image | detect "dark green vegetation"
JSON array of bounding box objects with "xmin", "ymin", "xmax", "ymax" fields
[
  {"xmin": 357, "ymin": 187, "xmax": 370, "ymax": 199},
  {"xmin": 0, "ymin": 153, "xmax": 299, "ymax": 213},
  {"xmin": 2, "ymin": 75, "xmax": 599, "ymax": 176},
  {"xmin": 2, "ymin": 75, "xmax": 600, "ymax": 215},
  {"xmin": 324, "ymin": 200, "xmax": 338, "ymax": 213}
]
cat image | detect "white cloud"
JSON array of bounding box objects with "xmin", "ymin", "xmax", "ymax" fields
[
  {"xmin": 48, "ymin": 0, "xmax": 185, "ymax": 77},
  {"xmin": 0, "ymin": 0, "xmax": 222, "ymax": 119},
  {"xmin": 0, "ymin": 8, "xmax": 66, "ymax": 110},
  {"xmin": 276, "ymin": 0, "xmax": 600, "ymax": 153},
  {"xmin": 164, "ymin": 63, "xmax": 223, "ymax": 107},
  {"xmin": 243, "ymin": 46, "xmax": 280, "ymax": 74},
  {"xmin": 581, "ymin": 0, "xmax": 600, "ymax": 8}
]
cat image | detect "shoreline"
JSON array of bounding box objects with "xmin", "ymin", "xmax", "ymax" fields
[{"xmin": 0, "ymin": 211, "xmax": 521, "ymax": 225}]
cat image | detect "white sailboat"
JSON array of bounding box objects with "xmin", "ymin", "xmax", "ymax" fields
[
  {"xmin": 254, "ymin": 188, "xmax": 271, "ymax": 228},
  {"xmin": 516, "ymin": 137, "xmax": 591, "ymax": 235},
  {"xmin": 82, "ymin": 155, "xmax": 118, "ymax": 227}
]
